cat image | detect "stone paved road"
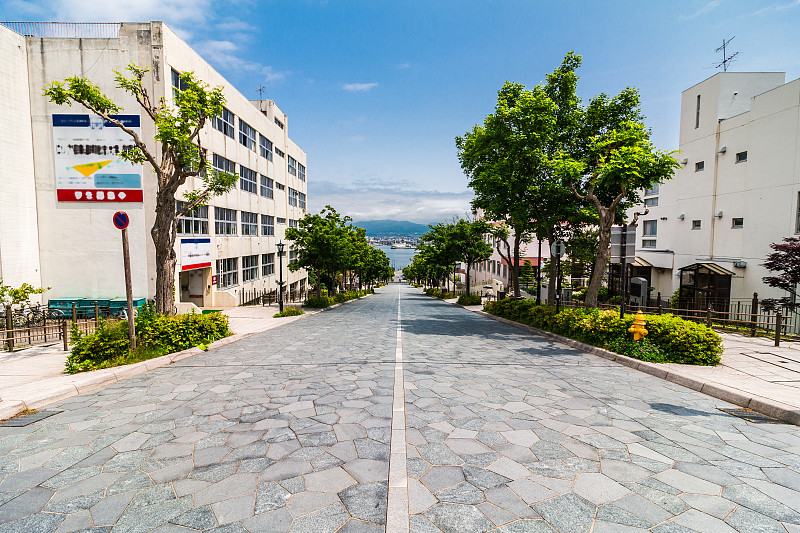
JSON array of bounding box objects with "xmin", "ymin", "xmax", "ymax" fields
[{"xmin": 0, "ymin": 284, "xmax": 799, "ymax": 532}]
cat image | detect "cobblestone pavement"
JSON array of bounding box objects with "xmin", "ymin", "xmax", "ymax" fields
[{"xmin": 0, "ymin": 285, "xmax": 799, "ymax": 532}]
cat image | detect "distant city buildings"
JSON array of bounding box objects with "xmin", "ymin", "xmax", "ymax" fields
[{"xmin": 0, "ymin": 21, "xmax": 307, "ymax": 309}]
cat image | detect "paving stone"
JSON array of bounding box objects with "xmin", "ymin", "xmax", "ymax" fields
[
  {"xmin": 420, "ymin": 466, "xmax": 464, "ymax": 492},
  {"xmin": 725, "ymin": 506, "xmax": 787, "ymax": 533},
  {"xmin": 111, "ymin": 496, "xmax": 192, "ymax": 533},
  {"xmin": 279, "ymin": 476, "xmax": 306, "ymax": 494},
  {"xmin": 506, "ymin": 479, "xmax": 556, "ymax": 504},
  {"xmin": 90, "ymin": 491, "xmax": 136, "ymax": 525},
  {"xmin": 43, "ymin": 488, "xmax": 104, "ymax": 514},
  {"xmin": 255, "ymin": 481, "xmax": 291, "ymax": 513},
  {"xmin": 435, "ymin": 482, "xmax": 484, "ymax": 504},
  {"xmin": 288, "ymin": 502, "xmax": 348, "ymax": 533},
  {"xmin": 169, "ymin": 505, "xmax": 218, "ymax": 530},
  {"xmin": 721, "ymin": 484, "xmax": 800, "ymax": 524},
  {"xmin": 494, "ymin": 519, "xmax": 554, "ymax": 532},
  {"xmin": 425, "ymin": 502, "xmax": 494, "ymax": 533},
  {"xmin": 572, "ymin": 472, "xmax": 630, "ymax": 505},
  {"xmin": 211, "ymin": 493, "xmax": 256, "ymax": 524},
  {"xmin": 671, "ymin": 509, "xmax": 737, "ymax": 533},
  {"xmin": 531, "ymin": 493, "xmax": 596, "ymax": 533},
  {"xmin": 596, "ymin": 503, "xmax": 652, "ymax": 528},
  {"xmin": 0, "ymin": 486, "xmax": 55, "ymax": 523},
  {"xmin": 0, "ymin": 511, "xmax": 65, "ymax": 533},
  {"xmin": 338, "ymin": 480, "xmax": 388, "ymax": 524},
  {"xmin": 287, "ymin": 491, "xmax": 339, "ymax": 517},
  {"xmin": 303, "ymin": 466, "xmax": 356, "ymax": 493}
]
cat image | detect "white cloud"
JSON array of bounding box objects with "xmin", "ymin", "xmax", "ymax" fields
[
  {"xmin": 263, "ymin": 66, "xmax": 290, "ymax": 83},
  {"xmin": 680, "ymin": 0, "xmax": 723, "ymax": 20},
  {"xmin": 309, "ymin": 180, "xmax": 474, "ymax": 224},
  {"xmin": 749, "ymin": 0, "xmax": 800, "ymax": 16},
  {"xmin": 342, "ymin": 82, "xmax": 379, "ymax": 92},
  {"xmin": 193, "ymin": 40, "xmax": 262, "ymax": 71},
  {"xmin": 397, "ymin": 62, "xmax": 411, "ymax": 69},
  {"xmin": 43, "ymin": 0, "xmax": 212, "ymax": 25}
]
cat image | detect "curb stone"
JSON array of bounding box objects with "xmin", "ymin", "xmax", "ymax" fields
[
  {"xmin": 0, "ymin": 291, "xmax": 376, "ymax": 421},
  {"xmin": 461, "ymin": 305, "xmax": 800, "ymax": 427}
]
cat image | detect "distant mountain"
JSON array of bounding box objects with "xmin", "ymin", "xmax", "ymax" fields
[{"xmin": 354, "ymin": 219, "xmax": 431, "ymax": 236}]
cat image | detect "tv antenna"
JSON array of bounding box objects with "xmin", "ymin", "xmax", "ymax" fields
[
  {"xmin": 714, "ymin": 36, "xmax": 740, "ymax": 72},
  {"xmin": 255, "ymin": 84, "xmax": 266, "ymax": 100}
]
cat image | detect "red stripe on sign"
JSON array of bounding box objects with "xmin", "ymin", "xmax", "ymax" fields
[
  {"xmin": 181, "ymin": 262, "xmax": 212, "ymax": 271},
  {"xmin": 57, "ymin": 189, "xmax": 144, "ymax": 202}
]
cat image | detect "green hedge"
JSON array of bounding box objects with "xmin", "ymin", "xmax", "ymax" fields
[
  {"xmin": 304, "ymin": 289, "xmax": 373, "ymax": 308},
  {"xmin": 457, "ymin": 293, "xmax": 482, "ymax": 306},
  {"xmin": 274, "ymin": 307, "xmax": 304, "ymax": 318},
  {"xmin": 66, "ymin": 307, "xmax": 231, "ymax": 373},
  {"xmin": 483, "ymin": 299, "xmax": 722, "ymax": 365}
]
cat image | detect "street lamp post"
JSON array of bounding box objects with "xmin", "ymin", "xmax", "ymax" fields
[{"xmin": 277, "ymin": 242, "xmax": 285, "ymax": 313}]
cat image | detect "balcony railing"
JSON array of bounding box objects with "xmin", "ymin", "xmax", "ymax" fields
[{"xmin": 1, "ymin": 22, "xmax": 121, "ymax": 38}]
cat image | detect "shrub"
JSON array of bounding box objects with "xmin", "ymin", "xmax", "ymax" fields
[
  {"xmin": 457, "ymin": 293, "xmax": 483, "ymax": 306},
  {"xmin": 274, "ymin": 307, "xmax": 304, "ymax": 318},
  {"xmin": 66, "ymin": 308, "xmax": 231, "ymax": 373},
  {"xmin": 304, "ymin": 295, "xmax": 332, "ymax": 308},
  {"xmin": 424, "ymin": 288, "xmax": 441, "ymax": 298},
  {"xmin": 483, "ymin": 299, "xmax": 722, "ymax": 365},
  {"xmin": 438, "ymin": 291, "xmax": 456, "ymax": 299}
]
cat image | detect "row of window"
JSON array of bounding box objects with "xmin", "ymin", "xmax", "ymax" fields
[
  {"xmin": 640, "ymin": 217, "xmax": 744, "ymax": 248},
  {"xmin": 211, "ymin": 153, "xmax": 305, "ymax": 205},
  {"xmin": 172, "ymin": 68, "xmax": 306, "ymax": 180},
  {"xmin": 216, "ymin": 252, "xmax": 299, "ymax": 288},
  {"xmin": 178, "ymin": 202, "xmax": 299, "ymax": 237}
]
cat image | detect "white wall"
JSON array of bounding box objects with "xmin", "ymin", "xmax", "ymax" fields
[{"xmin": 0, "ymin": 25, "xmax": 43, "ymax": 294}]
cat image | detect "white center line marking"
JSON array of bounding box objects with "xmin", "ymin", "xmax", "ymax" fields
[{"xmin": 386, "ymin": 289, "xmax": 409, "ymax": 532}]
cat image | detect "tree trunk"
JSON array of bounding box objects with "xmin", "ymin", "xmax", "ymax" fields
[
  {"xmin": 465, "ymin": 260, "xmax": 472, "ymax": 294},
  {"xmin": 512, "ymin": 234, "xmax": 521, "ymax": 298},
  {"xmin": 546, "ymin": 228, "xmax": 557, "ymax": 304},
  {"xmin": 151, "ymin": 192, "xmax": 178, "ymax": 315},
  {"xmin": 585, "ymin": 207, "xmax": 614, "ymax": 308}
]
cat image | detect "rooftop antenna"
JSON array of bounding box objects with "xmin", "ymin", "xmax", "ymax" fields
[
  {"xmin": 255, "ymin": 84, "xmax": 266, "ymax": 100},
  {"xmin": 713, "ymin": 36, "xmax": 740, "ymax": 72}
]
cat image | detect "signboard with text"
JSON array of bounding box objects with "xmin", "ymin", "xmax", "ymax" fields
[
  {"xmin": 53, "ymin": 114, "xmax": 143, "ymax": 202},
  {"xmin": 180, "ymin": 238, "xmax": 212, "ymax": 271}
]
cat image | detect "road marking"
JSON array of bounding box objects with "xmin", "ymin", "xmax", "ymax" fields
[{"xmin": 386, "ymin": 290, "xmax": 409, "ymax": 532}]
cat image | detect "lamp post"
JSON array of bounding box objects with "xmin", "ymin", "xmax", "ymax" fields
[{"xmin": 277, "ymin": 242, "xmax": 285, "ymax": 313}]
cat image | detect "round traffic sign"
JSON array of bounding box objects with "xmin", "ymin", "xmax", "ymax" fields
[
  {"xmin": 550, "ymin": 240, "xmax": 566, "ymax": 258},
  {"xmin": 113, "ymin": 211, "xmax": 129, "ymax": 230}
]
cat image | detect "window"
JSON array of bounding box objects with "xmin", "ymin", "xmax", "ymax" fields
[
  {"xmin": 644, "ymin": 185, "xmax": 659, "ymax": 196},
  {"xmin": 289, "ymin": 219, "xmax": 298, "ymax": 228},
  {"xmin": 642, "ymin": 239, "xmax": 656, "ymax": 248},
  {"xmin": 695, "ymin": 94, "xmax": 701, "ymax": 129},
  {"xmin": 213, "ymin": 154, "xmax": 236, "ymax": 176},
  {"xmin": 275, "ymin": 117, "xmax": 284, "ymax": 129},
  {"xmin": 692, "ymin": 220, "xmax": 702, "ymax": 230},
  {"xmin": 215, "ymin": 207, "xmax": 237, "ymax": 235},
  {"xmin": 288, "ymin": 188, "xmax": 298, "ymax": 206},
  {"xmin": 644, "ymin": 197, "xmax": 659, "ymax": 207},
  {"xmin": 275, "ymin": 182, "xmax": 285, "ymax": 191},
  {"xmin": 242, "ymin": 255, "xmax": 259, "ymax": 282},
  {"xmin": 216, "ymin": 258, "xmax": 238, "ymax": 288},
  {"xmin": 275, "ymin": 147, "xmax": 285, "ymax": 158},
  {"xmin": 241, "ymin": 211, "xmax": 258, "ymax": 236},
  {"xmin": 262, "ymin": 253, "xmax": 275, "ymax": 276},
  {"xmin": 176, "ymin": 201, "xmax": 208, "ymax": 235},
  {"xmin": 259, "ymin": 135, "xmax": 273, "ymax": 161},
  {"xmin": 261, "ymin": 215, "xmax": 275, "ymax": 236},
  {"xmin": 277, "ymin": 217, "xmax": 286, "ymax": 225},
  {"xmin": 695, "ymin": 161, "xmax": 704, "ymax": 172},
  {"xmin": 214, "ymin": 107, "xmax": 235, "ymax": 138},
  {"xmin": 643, "ymin": 220, "xmax": 657, "ymax": 237},
  {"xmin": 298, "ymin": 163, "xmax": 306, "ymax": 182},
  {"xmin": 171, "ymin": 69, "xmax": 188, "ymax": 101},
  {"xmin": 736, "ymin": 151, "xmax": 748, "ymax": 163},
  {"xmin": 288, "ymin": 156, "xmax": 297, "ymax": 176},
  {"xmin": 289, "ymin": 248, "xmax": 298, "ymax": 266},
  {"xmin": 260, "ymin": 175, "xmax": 274, "ymax": 199},
  {"xmin": 238, "ymin": 165, "xmax": 257, "ymax": 194},
  {"xmin": 732, "ymin": 217, "xmax": 744, "ymax": 229},
  {"xmin": 298, "ymin": 192, "xmax": 306, "ymax": 210},
  {"xmin": 239, "ymin": 120, "xmax": 256, "ymax": 150}
]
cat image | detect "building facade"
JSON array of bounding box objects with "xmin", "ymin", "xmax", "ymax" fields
[
  {"xmin": 0, "ymin": 21, "xmax": 307, "ymax": 309},
  {"xmin": 629, "ymin": 71, "xmax": 799, "ymax": 308}
]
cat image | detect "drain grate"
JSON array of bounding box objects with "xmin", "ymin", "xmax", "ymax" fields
[
  {"xmin": 0, "ymin": 410, "xmax": 62, "ymax": 427},
  {"xmin": 718, "ymin": 407, "xmax": 781, "ymax": 424}
]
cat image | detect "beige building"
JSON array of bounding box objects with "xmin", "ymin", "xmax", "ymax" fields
[
  {"xmin": 0, "ymin": 21, "xmax": 307, "ymax": 310},
  {"xmin": 630, "ymin": 71, "xmax": 799, "ymax": 308}
]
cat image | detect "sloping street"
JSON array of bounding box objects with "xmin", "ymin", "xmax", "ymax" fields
[{"xmin": 1, "ymin": 284, "xmax": 799, "ymax": 532}]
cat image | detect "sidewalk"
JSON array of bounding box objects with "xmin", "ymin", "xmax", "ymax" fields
[{"xmin": 0, "ymin": 303, "xmax": 320, "ymax": 419}]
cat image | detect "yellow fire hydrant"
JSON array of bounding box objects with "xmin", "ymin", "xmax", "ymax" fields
[{"xmin": 628, "ymin": 311, "xmax": 648, "ymax": 341}]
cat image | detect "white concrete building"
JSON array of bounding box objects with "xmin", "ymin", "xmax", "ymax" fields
[
  {"xmin": 0, "ymin": 21, "xmax": 307, "ymax": 309},
  {"xmin": 629, "ymin": 71, "xmax": 799, "ymax": 309}
]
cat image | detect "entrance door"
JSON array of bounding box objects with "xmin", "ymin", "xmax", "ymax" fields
[{"xmin": 180, "ymin": 270, "xmax": 206, "ymax": 307}]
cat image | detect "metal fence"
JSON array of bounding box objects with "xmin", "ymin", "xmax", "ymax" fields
[
  {"xmin": 239, "ymin": 288, "xmax": 308, "ymax": 307},
  {"xmin": 0, "ymin": 22, "xmax": 121, "ymax": 38},
  {"xmin": 2, "ymin": 317, "xmax": 110, "ymax": 353}
]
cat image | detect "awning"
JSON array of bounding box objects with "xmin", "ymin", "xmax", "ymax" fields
[
  {"xmin": 678, "ymin": 262, "xmax": 735, "ymax": 276},
  {"xmin": 632, "ymin": 257, "xmax": 652, "ymax": 267}
]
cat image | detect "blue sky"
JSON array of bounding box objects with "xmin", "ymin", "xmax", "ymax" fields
[{"xmin": 5, "ymin": 0, "xmax": 800, "ymax": 223}]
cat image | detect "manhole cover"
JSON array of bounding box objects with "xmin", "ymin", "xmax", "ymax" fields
[
  {"xmin": 718, "ymin": 407, "xmax": 781, "ymax": 424},
  {"xmin": 0, "ymin": 410, "xmax": 62, "ymax": 427}
]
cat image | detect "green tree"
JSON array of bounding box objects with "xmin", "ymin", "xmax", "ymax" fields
[
  {"xmin": 419, "ymin": 223, "xmax": 460, "ymax": 291},
  {"xmin": 285, "ymin": 206, "xmax": 353, "ymax": 296},
  {"xmin": 44, "ymin": 64, "xmax": 237, "ymax": 315},
  {"xmin": 555, "ymin": 94, "xmax": 679, "ymax": 307},
  {"xmin": 448, "ymin": 218, "xmax": 493, "ymax": 295},
  {"xmin": 457, "ymin": 54, "xmax": 588, "ymax": 299}
]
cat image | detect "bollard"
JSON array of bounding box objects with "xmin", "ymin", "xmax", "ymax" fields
[
  {"xmin": 62, "ymin": 320, "xmax": 69, "ymax": 351},
  {"xmin": 71, "ymin": 302, "xmax": 77, "ymax": 323},
  {"xmin": 706, "ymin": 305, "xmax": 712, "ymax": 328},
  {"xmin": 95, "ymin": 302, "xmax": 99, "ymax": 325},
  {"xmin": 5, "ymin": 305, "xmax": 13, "ymax": 352},
  {"xmin": 750, "ymin": 292, "xmax": 758, "ymax": 337},
  {"xmin": 775, "ymin": 311, "xmax": 782, "ymax": 347}
]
